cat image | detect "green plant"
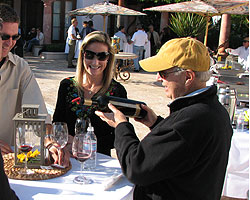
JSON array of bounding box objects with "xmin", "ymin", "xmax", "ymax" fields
[
  {"xmin": 229, "ymin": 15, "xmax": 249, "ymax": 49},
  {"xmin": 169, "ymin": 13, "xmax": 208, "ymax": 38}
]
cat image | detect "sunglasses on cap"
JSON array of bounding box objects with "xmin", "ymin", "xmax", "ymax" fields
[
  {"xmin": 0, "ymin": 33, "xmax": 21, "ymax": 41},
  {"xmin": 243, "ymin": 40, "xmax": 249, "ymax": 43},
  {"xmin": 158, "ymin": 68, "xmax": 184, "ymax": 80},
  {"xmin": 83, "ymin": 50, "xmax": 110, "ymax": 61}
]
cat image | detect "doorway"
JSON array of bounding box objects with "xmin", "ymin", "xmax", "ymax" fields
[{"xmin": 20, "ymin": 0, "xmax": 44, "ymax": 39}]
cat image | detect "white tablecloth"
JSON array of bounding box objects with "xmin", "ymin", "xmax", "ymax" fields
[
  {"xmin": 123, "ymin": 42, "xmax": 151, "ymax": 58},
  {"xmin": 64, "ymin": 38, "xmax": 82, "ymax": 59},
  {"xmin": 75, "ymin": 40, "xmax": 83, "ymax": 59},
  {"xmin": 222, "ymin": 130, "xmax": 249, "ymax": 198},
  {"xmin": 9, "ymin": 153, "xmax": 133, "ymax": 200}
]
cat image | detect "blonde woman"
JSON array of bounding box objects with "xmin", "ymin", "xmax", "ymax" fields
[{"xmin": 53, "ymin": 31, "xmax": 127, "ymax": 156}]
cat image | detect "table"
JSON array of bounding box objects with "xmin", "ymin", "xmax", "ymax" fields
[
  {"xmin": 123, "ymin": 42, "xmax": 151, "ymax": 59},
  {"xmin": 9, "ymin": 153, "xmax": 134, "ymax": 200},
  {"xmin": 114, "ymin": 52, "xmax": 138, "ymax": 81},
  {"xmin": 222, "ymin": 130, "xmax": 249, "ymax": 199}
]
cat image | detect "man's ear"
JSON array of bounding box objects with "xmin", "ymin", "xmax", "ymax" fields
[{"xmin": 185, "ymin": 70, "xmax": 195, "ymax": 86}]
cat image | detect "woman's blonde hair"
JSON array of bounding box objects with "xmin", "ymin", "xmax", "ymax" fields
[{"xmin": 75, "ymin": 31, "xmax": 115, "ymax": 96}]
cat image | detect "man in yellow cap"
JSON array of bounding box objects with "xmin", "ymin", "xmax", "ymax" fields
[{"xmin": 95, "ymin": 37, "xmax": 233, "ymax": 200}]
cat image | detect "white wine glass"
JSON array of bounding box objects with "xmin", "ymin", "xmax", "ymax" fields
[
  {"xmin": 16, "ymin": 125, "xmax": 35, "ymax": 175},
  {"xmin": 72, "ymin": 133, "xmax": 93, "ymax": 184},
  {"xmin": 52, "ymin": 122, "xmax": 69, "ymax": 150}
]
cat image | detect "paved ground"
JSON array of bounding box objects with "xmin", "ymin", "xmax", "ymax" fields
[{"xmin": 25, "ymin": 55, "xmax": 249, "ymax": 140}]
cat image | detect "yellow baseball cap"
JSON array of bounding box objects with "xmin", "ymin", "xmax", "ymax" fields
[{"xmin": 139, "ymin": 37, "xmax": 210, "ymax": 72}]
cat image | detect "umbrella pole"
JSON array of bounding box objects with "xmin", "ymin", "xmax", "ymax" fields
[
  {"xmin": 204, "ymin": 16, "xmax": 210, "ymax": 46},
  {"xmin": 103, "ymin": 15, "xmax": 106, "ymax": 32}
]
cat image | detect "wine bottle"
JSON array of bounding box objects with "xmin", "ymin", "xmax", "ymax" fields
[{"xmin": 83, "ymin": 95, "xmax": 147, "ymax": 118}]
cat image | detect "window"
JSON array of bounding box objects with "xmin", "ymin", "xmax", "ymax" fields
[
  {"xmin": 52, "ymin": 1, "xmax": 61, "ymax": 40},
  {"xmin": 52, "ymin": 0, "xmax": 76, "ymax": 42},
  {"xmin": 65, "ymin": 1, "xmax": 72, "ymax": 39}
]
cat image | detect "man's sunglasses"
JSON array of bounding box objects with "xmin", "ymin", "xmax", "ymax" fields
[
  {"xmin": 0, "ymin": 33, "xmax": 21, "ymax": 41},
  {"xmin": 83, "ymin": 50, "xmax": 110, "ymax": 61},
  {"xmin": 158, "ymin": 68, "xmax": 184, "ymax": 80},
  {"xmin": 243, "ymin": 40, "xmax": 249, "ymax": 43}
]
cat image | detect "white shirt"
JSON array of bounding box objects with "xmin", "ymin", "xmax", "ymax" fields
[
  {"xmin": 114, "ymin": 31, "xmax": 127, "ymax": 51},
  {"xmin": 68, "ymin": 25, "xmax": 76, "ymax": 40},
  {"xmin": 230, "ymin": 46, "xmax": 249, "ymax": 67},
  {"xmin": 0, "ymin": 53, "xmax": 51, "ymax": 146},
  {"xmin": 36, "ymin": 32, "xmax": 44, "ymax": 45},
  {"xmin": 131, "ymin": 30, "xmax": 148, "ymax": 47}
]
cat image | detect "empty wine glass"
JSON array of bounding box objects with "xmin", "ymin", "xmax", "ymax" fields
[
  {"xmin": 16, "ymin": 125, "xmax": 35, "ymax": 175},
  {"xmin": 52, "ymin": 122, "xmax": 69, "ymax": 150},
  {"xmin": 72, "ymin": 133, "xmax": 93, "ymax": 184}
]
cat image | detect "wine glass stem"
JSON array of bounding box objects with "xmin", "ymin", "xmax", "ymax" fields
[
  {"xmin": 24, "ymin": 153, "xmax": 28, "ymax": 172},
  {"xmin": 80, "ymin": 162, "xmax": 84, "ymax": 178}
]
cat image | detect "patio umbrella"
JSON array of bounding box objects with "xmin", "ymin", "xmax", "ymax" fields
[
  {"xmin": 69, "ymin": 1, "xmax": 146, "ymax": 32},
  {"xmin": 143, "ymin": 0, "xmax": 249, "ymax": 45}
]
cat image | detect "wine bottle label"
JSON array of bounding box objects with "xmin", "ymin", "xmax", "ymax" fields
[
  {"xmin": 134, "ymin": 104, "xmax": 141, "ymax": 117},
  {"xmin": 110, "ymin": 100, "xmax": 141, "ymax": 117},
  {"xmin": 84, "ymin": 99, "xmax": 93, "ymax": 106}
]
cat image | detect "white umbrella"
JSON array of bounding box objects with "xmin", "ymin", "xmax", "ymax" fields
[
  {"xmin": 69, "ymin": 1, "xmax": 146, "ymax": 31},
  {"xmin": 143, "ymin": 0, "xmax": 249, "ymax": 45}
]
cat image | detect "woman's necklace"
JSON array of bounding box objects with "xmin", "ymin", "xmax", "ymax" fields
[{"xmin": 84, "ymin": 85, "xmax": 101, "ymax": 96}]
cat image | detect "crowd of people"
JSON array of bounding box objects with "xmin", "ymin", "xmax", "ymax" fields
[{"xmin": 0, "ymin": 2, "xmax": 246, "ymax": 200}]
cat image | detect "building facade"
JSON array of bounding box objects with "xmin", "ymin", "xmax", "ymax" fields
[{"xmin": 2, "ymin": 0, "xmax": 150, "ymax": 45}]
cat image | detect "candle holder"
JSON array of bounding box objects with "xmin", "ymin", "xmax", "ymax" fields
[{"xmin": 13, "ymin": 104, "xmax": 47, "ymax": 168}]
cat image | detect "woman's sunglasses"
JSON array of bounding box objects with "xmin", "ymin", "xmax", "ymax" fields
[
  {"xmin": 0, "ymin": 33, "xmax": 21, "ymax": 41},
  {"xmin": 83, "ymin": 50, "xmax": 110, "ymax": 61}
]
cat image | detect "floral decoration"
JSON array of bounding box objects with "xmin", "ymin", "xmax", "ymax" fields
[{"xmin": 17, "ymin": 149, "xmax": 40, "ymax": 163}]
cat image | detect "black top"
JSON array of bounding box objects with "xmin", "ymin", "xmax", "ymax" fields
[
  {"xmin": 114, "ymin": 85, "xmax": 233, "ymax": 200},
  {"xmin": 53, "ymin": 77, "xmax": 127, "ymax": 156}
]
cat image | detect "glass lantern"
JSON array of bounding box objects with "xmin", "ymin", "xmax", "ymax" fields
[{"xmin": 13, "ymin": 104, "xmax": 47, "ymax": 168}]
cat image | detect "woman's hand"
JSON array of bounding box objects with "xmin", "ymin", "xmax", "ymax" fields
[
  {"xmin": 0, "ymin": 140, "xmax": 13, "ymax": 155},
  {"xmin": 134, "ymin": 104, "xmax": 158, "ymax": 128},
  {"xmin": 45, "ymin": 134, "xmax": 71, "ymax": 167},
  {"xmin": 95, "ymin": 103, "xmax": 127, "ymax": 128}
]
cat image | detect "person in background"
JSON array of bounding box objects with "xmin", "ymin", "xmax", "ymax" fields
[
  {"xmin": 147, "ymin": 24, "xmax": 161, "ymax": 56},
  {"xmin": 226, "ymin": 36, "xmax": 249, "ymax": 71},
  {"xmin": 25, "ymin": 27, "xmax": 36, "ymax": 44},
  {"xmin": 114, "ymin": 26, "xmax": 127, "ymax": 52},
  {"xmin": 80, "ymin": 21, "xmax": 88, "ymax": 39},
  {"xmin": 53, "ymin": 31, "xmax": 127, "ymax": 156},
  {"xmin": 0, "ymin": 16, "xmax": 19, "ymax": 200},
  {"xmin": 67, "ymin": 18, "xmax": 80, "ymax": 68},
  {"xmin": 25, "ymin": 27, "xmax": 44, "ymax": 52},
  {"xmin": 131, "ymin": 24, "xmax": 148, "ymax": 72},
  {"xmin": 95, "ymin": 37, "xmax": 233, "ymax": 200},
  {"xmin": 159, "ymin": 25, "xmax": 178, "ymax": 47},
  {"xmin": 88, "ymin": 21, "xmax": 96, "ymax": 33},
  {"xmin": 0, "ymin": 3, "xmax": 69, "ymax": 167}
]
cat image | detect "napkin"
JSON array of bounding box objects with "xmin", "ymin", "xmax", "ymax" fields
[{"xmin": 103, "ymin": 173, "xmax": 124, "ymax": 190}]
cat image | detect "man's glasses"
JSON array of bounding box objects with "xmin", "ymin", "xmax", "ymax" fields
[
  {"xmin": 0, "ymin": 33, "xmax": 21, "ymax": 41},
  {"xmin": 158, "ymin": 68, "xmax": 184, "ymax": 80},
  {"xmin": 243, "ymin": 40, "xmax": 249, "ymax": 43},
  {"xmin": 83, "ymin": 50, "xmax": 110, "ymax": 61}
]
